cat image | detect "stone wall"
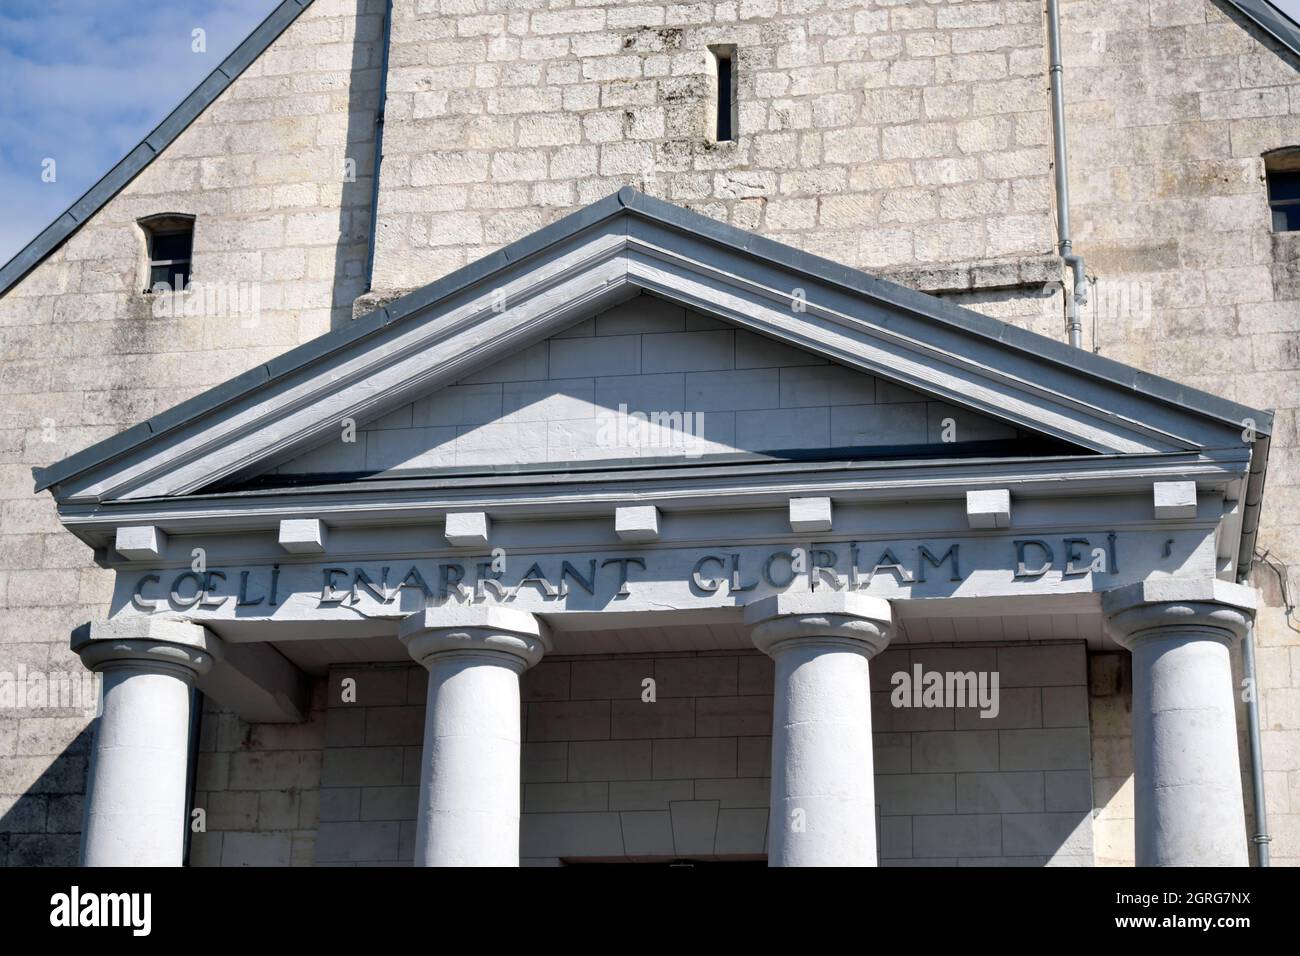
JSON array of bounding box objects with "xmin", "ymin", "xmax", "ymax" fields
[
  {"xmin": 0, "ymin": 0, "xmax": 384, "ymax": 865},
  {"xmin": 189, "ymin": 681, "xmax": 329, "ymax": 867},
  {"xmin": 1087, "ymin": 651, "xmax": 1133, "ymax": 867},
  {"xmin": 1060, "ymin": 0, "xmax": 1300, "ymax": 865},
  {"xmin": 3, "ymin": 0, "xmax": 1299, "ymax": 867},
  {"xmin": 296, "ymin": 643, "xmax": 1091, "ymax": 866},
  {"xmin": 369, "ymin": 0, "xmax": 1062, "ymax": 339}
]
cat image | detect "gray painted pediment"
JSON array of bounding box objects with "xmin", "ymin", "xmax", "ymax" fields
[
  {"xmin": 265, "ymin": 292, "xmax": 1049, "ymax": 483},
  {"xmin": 33, "ymin": 188, "xmax": 1270, "ymax": 506}
]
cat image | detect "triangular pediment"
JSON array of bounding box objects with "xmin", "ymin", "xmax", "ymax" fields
[
  {"xmin": 261, "ymin": 292, "xmax": 1063, "ymax": 484},
  {"xmin": 34, "ymin": 189, "xmax": 1270, "ymax": 505}
]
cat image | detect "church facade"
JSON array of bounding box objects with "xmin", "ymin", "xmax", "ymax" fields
[{"xmin": 1, "ymin": 0, "xmax": 1298, "ymax": 867}]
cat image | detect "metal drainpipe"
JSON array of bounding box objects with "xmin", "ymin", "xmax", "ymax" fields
[
  {"xmin": 1046, "ymin": 0, "xmax": 1087, "ymax": 348},
  {"xmin": 1241, "ymin": 615, "xmax": 1273, "ymax": 866},
  {"xmin": 364, "ymin": 0, "xmax": 394, "ymax": 294},
  {"xmin": 182, "ymin": 689, "xmax": 204, "ymax": 866}
]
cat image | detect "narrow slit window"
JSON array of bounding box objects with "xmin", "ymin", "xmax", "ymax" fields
[
  {"xmin": 710, "ymin": 46, "xmax": 736, "ymax": 143},
  {"xmin": 139, "ymin": 214, "xmax": 195, "ymax": 292}
]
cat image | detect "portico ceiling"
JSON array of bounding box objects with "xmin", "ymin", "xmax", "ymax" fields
[{"xmin": 254, "ymin": 613, "xmax": 1103, "ymax": 675}]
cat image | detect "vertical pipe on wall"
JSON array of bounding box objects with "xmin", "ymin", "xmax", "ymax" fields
[
  {"xmin": 182, "ymin": 689, "xmax": 204, "ymax": 866},
  {"xmin": 1241, "ymin": 620, "xmax": 1272, "ymax": 866},
  {"xmin": 1046, "ymin": 0, "xmax": 1087, "ymax": 348},
  {"xmin": 364, "ymin": 0, "xmax": 394, "ymax": 294}
]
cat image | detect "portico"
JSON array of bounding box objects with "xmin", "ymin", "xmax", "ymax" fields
[
  {"xmin": 36, "ymin": 191, "xmax": 1271, "ymax": 867},
  {"xmin": 66, "ymin": 557, "xmax": 1257, "ymax": 867}
]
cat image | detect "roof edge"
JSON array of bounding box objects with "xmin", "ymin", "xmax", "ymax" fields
[
  {"xmin": 1224, "ymin": 0, "xmax": 1300, "ymax": 60},
  {"xmin": 32, "ymin": 186, "xmax": 1275, "ymax": 496},
  {"xmin": 0, "ymin": 0, "xmax": 315, "ymax": 300},
  {"xmin": 617, "ymin": 188, "xmax": 1276, "ymax": 438},
  {"xmin": 32, "ymin": 187, "xmax": 634, "ymax": 493}
]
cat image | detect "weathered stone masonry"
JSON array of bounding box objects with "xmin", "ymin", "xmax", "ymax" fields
[{"xmin": 2, "ymin": 0, "xmax": 1299, "ymax": 866}]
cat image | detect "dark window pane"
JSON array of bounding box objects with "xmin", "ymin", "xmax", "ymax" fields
[
  {"xmin": 149, "ymin": 263, "xmax": 190, "ymax": 290},
  {"xmin": 716, "ymin": 54, "xmax": 732, "ymax": 142},
  {"xmin": 1267, "ymin": 170, "xmax": 1300, "ymax": 202},
  {"xmin": 151, "ymin": 230, "xmax": 192, "ymax": 261},
  {"xmin": 1274, "ymin": 203, "xmax": 1300, "ymax": 233}
]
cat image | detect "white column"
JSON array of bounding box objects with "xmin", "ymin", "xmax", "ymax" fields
[
  {"xmin": 1104, "ymin": 580, "xmax": 1254, "ymax": 867},
  {"xmin": 745, "ymin": 592, "xmax": 893, "ymax": 867},
  {"xmin": 72, "ymin": 619, "xmax": 217, "ymax": 867},
  {"xmin": 399, "ymin": 606, "xmax": 550, "ymax": 867}
]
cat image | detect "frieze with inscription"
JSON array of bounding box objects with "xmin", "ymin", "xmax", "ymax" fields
[{"xmin": 113, "ymin": 532, "xmax": 1164, "ymax": 622}]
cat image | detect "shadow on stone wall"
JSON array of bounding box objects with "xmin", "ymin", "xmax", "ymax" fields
[
  {"xmin": 311, "ymin": 652, "xmax": 1097, "ymax": 867},
  {"xmin": 330, "ymin": 0, "xmax": 386, "ymax": 330},
  {"xmin": 0, "ymin": 724, "xmax": 92, "ymax": 866}
]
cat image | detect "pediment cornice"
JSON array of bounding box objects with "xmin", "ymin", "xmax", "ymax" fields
[{"xmin": 34, "ymin": 189, "xmax": 1270, "ymax": 511}]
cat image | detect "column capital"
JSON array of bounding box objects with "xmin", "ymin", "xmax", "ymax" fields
[
  {"xmin": 1103, "ymin": 578, "xmax": 1256, "ymax": 650},
  {"xmin": 72, "ymin": 618, "xmax": 218, "ymax": 682},
  {"xmin": 399, "ymin": 606, "xmax": 551, "ymax": 672},
  {"xmin": 744, "ymin": 591, "xmax": 893, "ymax": 659}
]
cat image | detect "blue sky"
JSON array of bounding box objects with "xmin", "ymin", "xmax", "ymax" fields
[
  {"xmin": 3, "ymin": 0, "xmax": 1300, "ymax": 267},
  {"xmin": 0, "ymin": 0, "xmax": 278, "ymax": 264}
]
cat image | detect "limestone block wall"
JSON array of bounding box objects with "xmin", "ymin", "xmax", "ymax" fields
[
  {"xmin": 0, "ymin": 0, "xmax": 384, "ymax": 865},
  {"xmin": 1087, "ymin": 651, "xmax": 1134, "ymax": 867},
  {"xmin": 294, "ymin": 642, "xmax": 1092, "ymax": 866},
  {"xmin": 4, "ymin": 0, "xmax": 1300, "ymax": 868},
  {"xmin": 1060, "ymin": 0, "xmax": 1300, "ymax": 865},
  {"xmin": 189, "ymin": 681, "xmax": 329, "ymax": 867},
  {"xmin": 873, "ymin": 642, "xmax": 1093, "ymax": 866},
  {"xmin": 369, "ymin": 0, "xmax": 1059, "ymax": 303}
]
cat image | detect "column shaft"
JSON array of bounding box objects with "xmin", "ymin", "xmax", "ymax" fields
[
  {"xmin": 769, "ymin": 641, "xmax": 877, "ymax": 866},
  {"xmin": 746, "ymin": 592, "xmax": 892, "ymax": 867},
  {"xmin": 83, "ymin": 665, "xmax": 196, "ymax": 866},
  {"xmin": 1129, "ymin": 631, "xmax": 1248, "ymax": 866},
  {"xmin": 1105, "ymin": 581, "xmax": 1255, "ymax": 867},
  {"xmin": 415, "ymin": 652, "xmax": 525, "ymax": 866},
  {"xmin": 400, "ymin": 607, "xmax": 549, "ymax": 867},
  {"xmin": 73, "ymin": 620, "xmax": 215, "ymax": 867}
]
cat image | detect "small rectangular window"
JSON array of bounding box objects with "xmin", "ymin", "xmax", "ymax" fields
[
  {"xmin": 1264, "ymin": 150, "xmax": 1300, "ymax": 233},
  {"xmin": 139, "ymin": 215, "xmax": 195, "ymax": 292},
  {"xmin": 709, "ymin": 45, "xmax": 736, "ymax": 143}
]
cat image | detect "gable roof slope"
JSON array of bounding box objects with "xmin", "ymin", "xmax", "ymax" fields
[
  {"xmin": 32, "ymin": 187, "xmax": 1273, "ymax": 500},
  {"xmin": 0, "ymin": 0, "xmax": 316, "ymax": 299},
  {"xmin": 1225, "ymin": 0, "xmax": 1300, "ymax": 60}
]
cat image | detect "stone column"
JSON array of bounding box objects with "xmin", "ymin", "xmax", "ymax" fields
[
  {"xmin": 73, "ymin": 619, "xmax": 217, "ymax": 867},
  {"xmin": 1104, "ymin": 579, "xmax": 1255, "ymax": 867},
  {"xmin": 744, "ymin": 592, "xmax": 893, "ymax": 867},
  {"xmin": 399, "ymin": 606, "xmax": 550, "ymax": 867}
]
